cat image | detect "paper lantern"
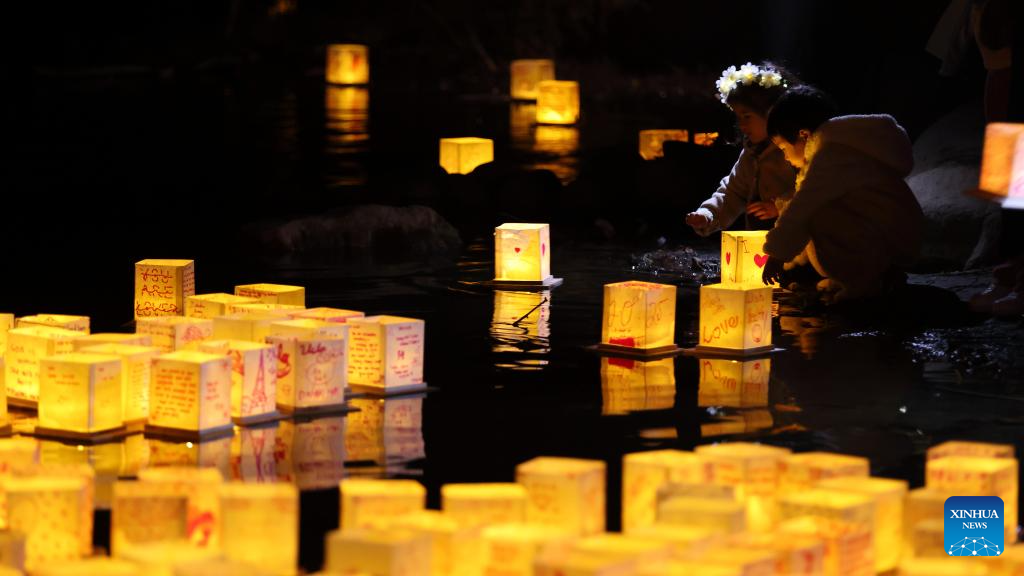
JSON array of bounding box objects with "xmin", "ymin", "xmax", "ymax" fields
[
  {"xmin": 78, "ymin": 344, "xmax": 159, "ymax": 424},
  {"xmin": 778, "ymin": 516, "xmax": 873, "ymax": 576},
  {"xmin": 639, "ymin": 130, "xmax": 689, "ymax": 161},
  {"xmin": 510, "ymin": 59, "xmax": 555, "ymax": 100},
  {"xmin": 326, "ymin": 44, "xmax": 369, "ymax": 85},
  {"xmin": 32, "ymin": 558, "xmax": 142, "ymax": 576},
  {"xmin": 621, "ymin": 450, "xmax": 705, "ymax": 533},
  {"xmin": 898, "ymin": 558, "xmax": 989, "ymax": 576},
  {"xmin": 71, "ymin": 334, "xmax": 152, "ymax": 351},
  {"xmin": 0, "ymin": 530, "xmax": 25, "ymax": 572},
  {"xmin": 720, "ymin": 231, "xmax": 770, "ymax": 286},
  {"xmin": 439, "ymin": 137, "xmax": 494, "ymax": 175},
  {"xmin": 391, "ymin": 510, "xmax": 483, "ymax": 576},
  {"xmin": 494, "ymin": 223, "xmax": 553, "ymax": 284},
  {"xmin": 339, "ymin": 478, "xmax": 426, "ymax": 531},
  {"xmin": 198, "ymin": 340, "xmax": 278, "ymax": 423},
  {"xmin": 229, "ymin": 425, "xmax": 277, "ymax": 483},
  {"xmin": 137, "ymin": 467, "xmax": 222, "ymax": 549},
  {"xmin": 818, "ymin": 476, "xmax": 907, "ymax": 572},
  {"xmin": 185, "ymin": 294, "xmax": 259, "ymax": 319},
  {"xmin": 625, "ymin": 524, "xmax": 716, "ymax": 559},
  {"xmin": 212, "ymin": 313, "xmax": 281, "ymax": 343},
  {"xmin": 480, "ymin": 523, "xmax": 573, "ymax": 576},
  {"xmin": 441, "ymin": 483, "xmax": 528, "ymax": 529},
  {"xmin": 174, "ymin": 559, "xmax": 274, "ymax": 576},
  {"xmin": 37, "ymin": 353, "xmax": 124, "ymax": 437},
  {"xmin": 600, "ymin": 281, "xmax": 677, "ymax": 353},
  {"xmin": 16, "ymin": 315, "xmax": 90, "ymax": 333},
  {"xmin": 726, "ymin": 532, "xmax": 825, "ymax": 576},
  {"xmin": 275, "ymin": 416, "xmax": 345, "ymax": 490},
  {"xmin": 289, "ymin": 307, "xmax": 365, "ymax": 323},
  {"xmin": 693, "ymin": 132, "xmax": 720, "ymax": 147},
  {"xmin": 778, "ymin": 489, "xmax": 875, "ymax": 530},
  {"xmin": 1, "ymin": 476, "xmax": 88, "ymax": 569},
  {"xmin": 146, "ymin": 436, "xmax": 231, "ymax": 478},
  {"xmin": 347, "ymin": 316, "xmax": 424, "ymax": 394},
  {"xmin": 134, "ymin": 260, "xmax": 195, "ymax": 319},
  {"xmin": 136, "ymin": 317, "xmax": 213, "ymax": 353},
  {"xmin": 779, "ymin": 452, "xmax": 870, "ymax": 494},
  {"xmin": 683, "ymin": 549, "xmax": 778, "ymax": 576},
  {"xmin": 534, "ymin": 543, "xmax": 649, "ymax": 575},
  {"xmin": 4, "ymin": 326, "xmax": 82, "ymax": 406},
  {"xmin": 111, "ymin": 481, "xmax": 189, "ymax": 556},
  {"xmin": 234, "ymin": 283, "xmax": 306, "ymax": 307},
  {"xmin": 697, "ymin": 284, "xmax": 773, "ymax": 355},
  {"xmin": 902, "ymin": 488, "xmax": 954, "ymax": 558},
  {"xmin": 694, "ymin": 442, "xmax": 791, "ymax": 531},
  {"xmin": 927, "ymin": 440, "xmax": 1014, "ymax": 460},
  {"xmin": 926, "ymin": 456, "xmax": 1018, "ymax": 543},
  {"xmin": 219, "ymin": 483, "xmax": 297, "ymax": 575},
  {"xmin": 600, "ymin": 357, "xmax": 675, "ymax": 415},
  {"xmin": 536, "ymin": 80, "xmax": 579, "ymax": 125},
  {"xmin": 909, "ymin": 519, "xmax": 944, "ymax": 558},
  {"xmin": 516, "ymin": 456, "xmax": 605, "ymax": 535},
  {"xmin": 268, "ymin": 319, "xmax": 348, "ymax": 340},
  {"xmin": 0, "ymin": 313, "xmax": 13, "ymax": 353},
  {"xmin": 148, "ymin": 351, "xmax": 232, "ymax": 439},
  {"xmin": 265, "ymin": 334, "xmax": 346, "ymax": 413},
  {"xmin": 344, "ymin": 396, "xmax": 424, "ymax": 474},
  {"xmin": 999, "ymin": 545, "xmax": 1024, "ymax": 573},
  {"xmin": 697, "ymin": 357, "xmax": 770, "ymax": 408},
  {"xmin": 325, "ymin": 529, "xmax": 430, "ymax": 576},
  {"xmin": 38, "ymin": 440, "xmax": 121, "ymax": 511},
  {"xmin": 978, "ymin": 122, "xmax": 1024, "ymax": 206},
  {"xmin": 658, "ymin": 495, "xmax": 747, "ymax": 535},
  {"xmin": 226, "ymin": 303, "xmax": 305, "ymax": 316},
  {"xmin": 6, "ymin": 463, "xmax": 94, "ymax": 558},
  {"xmin": 117, "ymin": 541, "xmax": 219, "ymax": 576}
]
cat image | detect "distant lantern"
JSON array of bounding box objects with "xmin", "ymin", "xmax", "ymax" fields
[
  {"xmin": 600, "ymin": 281, "xmax": 677, "ymax": 354},
  {"xmin": 325, "ymin": 529, "xmax": 430, "ymax": 575},
  {"xmin": 977, "ymin": 122, "xmax": 1024, "ymax": 208},
  {"xmin": 265, "ymin": 333, "xmax": 347, "ymax": 414},
  {"xmin": 510, "ymin": 59, "xmax": 555, "ymax": 100},
  {"xmin": 326, "ymin": 44, "xmax": 369, "ymax": 85},
  {"xmin": 147, "ymin": 351, "xmax": 232, "ymax": 439},
  {"xmin": 16, "ymin": 314, "xmax": 90, "ymax": 333},
  {"xmin": 926, "ymin": 456, "xmax": 1018, "ymax": 543},
  {"xmin": 78, "ymin": 343, "xmax": 159, "ymax": 425},
  {"xmin": 5, "ymin": 326, "xmax": 82, "ymax": 407},
  {"xmin": 135, "ymin": 317, "xmax": 213, "ymax": 353},
  {"xmin": 111, "ymin": 481, "xmax": 189, "ymax": 556},
  {"xmin": 134, "ymin": 259, "xmax": 195, "ymax": 319},
  {"xmin": 37, "ymin": 353, "xmax": 124, "ymax": 439},
  {"xmin": 198, "ymin": 340, "xmax": 278, "ymax": 424},
  {"xmin": 515, "ymin": 456, "xmax": 606, "ymax": 535},
  {"xmin": 720, "ymin": 231, "xmax": 770, "ymax": 286},
  {"xmin": 927, "ymin": 440, "xmax": 1015, "ymax": 460},
  {"xmin": 276, "ymin": 416, "xmax": 345, "ymax": 490},
  {"xmin": 600, "ymin": 357, "xmax": 675, "ymax": 415},
  {"xmin": 219, "ymin": 483, "xmax": 298, "ymax": 575},
  {"xmin": 185, "ymin": 294, "xmax": 260, "ymax": 319},
  {"xmin": 696, "ymin": 284, "xmax": 773, "ymax": 355},
  {"xmin": 212, "ymin": 313, "xmax": 282, "ymax": 343},
  {"xmin": 233, "ymin": 283, "xmax": 306, "ymax": 307},
  {"xmin": 441, "ymin": 483, "xmax": 528, "ymax": 529},
  {"xmin": 137, "ymin": 467, "xmax": 223, "ymax": 549},
  {"xmin": 621, "ymin": 449, "xmax": 705, "ymax": 533},
  {"xmin": 819, "ymin": 476, "xmax": 908, "ymax": 573},
  {"xmin": 344, "ymin": 395, "xmax": 424, "ymax": 473},
  {"xmin": 439, "ymin": 137, "xmax": 494, "ymax": 175},
  {"xmin": 494, "ymin": 223, "xmax": 559, "ymax": 286},
  {"xmin": 1, "ymin": 476, "xmax": 89, "ymax": 570},
  {"xmin": 289, "ymin": 307, "xmax": 365, "ymax": 323},
  {"xmin": 339, "ymin": 478, "xmax": 426, "ymax": 531},
  {"xmin": 347, "ymin": 316, "xmax": 424, "ymax": 395},
  {"xmin": 71, "ymin": 333, "xmax": 152, "ymax": 351},
  {"xmin": 638, "ymin": 130, "xmax": 689, "ymax": 160},
  {"xmin": 536, "ymin": 80, "xmax": 580, "ymax": 125},
  {"xmin": 695, "ymin": 442, "xmax": 792, "ymax": 531},
  {"xmin": 692, "ymin": 132, "xmax": 720, "ymax": 147},
  {"xmin": 697, "ymin": 357, "xmax": 770, "ymax": 408}
]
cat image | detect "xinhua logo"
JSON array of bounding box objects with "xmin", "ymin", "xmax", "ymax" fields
[{"xmin": 944, "ymin": 496, "xmax": 1004, "ymax": 557}]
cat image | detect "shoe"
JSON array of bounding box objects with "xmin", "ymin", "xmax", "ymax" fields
[
  {"xmin": 969, "ymin": 284, "xmax": 1012, "ymax": 313},
  {"xmin": 991, "ymin": 290, "xmax": 1024, "ymax": 316}
]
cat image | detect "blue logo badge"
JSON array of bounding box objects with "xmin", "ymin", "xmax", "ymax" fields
[{"xmin": 944, "ymin": 496, "xmax": 1004, "ymax": 557}]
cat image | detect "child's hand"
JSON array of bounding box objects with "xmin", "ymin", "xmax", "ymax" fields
[
  {"xmin": 685, "ymin": 212, "xmax": 711, "ymax": 229},
  {"xmin": 762, "ymin": 255, "xmax": 786, "ymax": 286},
  {"xmin": 747, "ymin": 201, "xmax": 779, "ymax": 220}
]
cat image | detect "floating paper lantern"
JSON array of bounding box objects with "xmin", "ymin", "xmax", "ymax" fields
[
  {"xmin": 639, "ymin": 130, "xmax": 689, "ymax": 160},
  {"xmin": 275, "ymin": 416, "xmax": 345, "ymax": 490},
  {"xmin": 136, "ymin": 317, "xmax": 213, "ymax": 353},
  {"xmin": 2, "ymin": 476, "xmax": 88, "ymax": 570},
  {"xmin": 625, "ymin": 524, "xmax": 716, "ymax": 559},
  {"xmin": 325, "ymin": 529, "xmax": 430, "ymax": 576},
  {"xmin": 536, "ymin": 80, "xmax": 579, "ymax": 125},
  {"xmin": 5, "ymin": 326, "xmax": 82, "ymax": 406},
  {"xmin": 198, "ymin": 340, "xmax": 278, "ymax": 424},
  {"xmin": 268, "ymin": 319, "xmax": 348, "ymax": 340},
  {"xmin": 16, "ymin": 314, "xmax": 90, "ymax": 333},
  {"xmin": 441, "ymin": 483, "xmax": 528, "ymax": 529},
  {"xmin": 726, "ymin": 532, "xmax": 825, "ymax": 576},
  {"xmin": 134, "ymin": 260, "xmax": 195, "ymax": 319},
  {"xmin": 534, "ymin": 542, "xmax": 648, "ymax": 575},
  {"xmin": 32, "ymin": 558, "xmax": 142, "ymax": 576},
  {"xmin": 926, "ymin": 456, "xmax": 1018, "ymax": 543},
  {"xmin": 229, "ymin": 425, "xmax": 277, "ymax": 483},
  {"xmin": 697, "ymin": 357, "xmax": 770, "ymax": 408},
  {"xmin": 72, "ymin": 333, "xmax": 152, "ymax": 351},
  {"xmin": 289, "ymin": 307, "xmax": 365, "ymax": 323},
  {"xmin": 516, "ymin": 456, "xmax": 605, "ymax": 535},
  {"xmin": 439, "ymin": 137, "xmax": 494, "ymax": 175},
  {"xmin": 347, "ymin": 316, "xmax": 424, "ymax": 395},
  {"xmin": 600, "ymin": 357, "xmax": 675, "ymax": 415},
  {"xmin": 117, "ymin": 541, "xmax": 219, "ymax": 576},
  {"xmin": 621, "ymin": 450, "xmax": 705, "ymax": 532},
  {"xmin": 494, "ymin": 223, "xmax": 553, "ymax": 284},
  {"xmin": 148, "ymin": 351, "xmax": 232, "ymax": 439},
  {"xmin": 978, "ymin": 122, "xmax": 1024, "ymax": 206},
  {"xmin": 909, "ymin": 519, "xmax": 944, "ymax": 559},
  {"xmin": 927, "ymin": 440, "xmax": 1014, "ymax": 460},
  {"xmin": 212, "ymin": 313, "xmax": 281, "ymax": 343},
  {"xmin": 78, "ymin": 344, "xmax": 159, "ymax": 425},
  {"xmin": 0, "ymin": 530, "xmax": 25, "ymax": 572},
  {"xmin": 137, "ymin": 467, "xmax": 222, "ymax": 549},
  {"xmin": 778, "ymin": 516, "xmax": 874, "ymax": 576},
  {"xmin": 185, "ymin": 294, "xmax": 259, "ymax": 319},
  {"xmin": 695, "ymin": 442, "xmax": 791, "ymax": 531},
  {"xmin": 721, "ymin": 231, "xmax": 769, "ymax": 286},
  {"xmin": 391, "ymin": 510, "xmax": 483, "ymax": 576},
  {"xmin": 697, "ymin": 284, "xmax": 773, "ymax": 355},
  {"xmin": 326, "ymin": 44, "xmax": 369, "ymax": 85},
  {"xmin": 344, "ymin": 396, "xmax": 424, "ymax": 474},
  {"xmin": 510, "ymin": 59, "xmax": 555, "ymax": 100},
  {"xmin": 683, "ymin": 549, "xmax": 778, "ymax": 576},
  {"xmin": 265, "ymin": 334, "xmax": 346, "ymax": 413},
  {"xmin": 38, "ymin": 353, "xmax": 124, "ymax": 437},
  {"xmin": 778, "ymin": 489, "xmax": 876, "ymax": 530},
  {"xmin": 219, "ymin": 483, "xmax": 297, "ymax": 575},
  {"xmin": 902, "ymin": 487, "xmax": 954, "ymax": 558},
  {"xmin": 234, "ymin": 283, "xmax": 306, "ymax": 307},
  {"xmin": 600, "ymin": 281, "xmax": 677, "ymax": 353},
  {"xmin": 481, "ymin": 523, "xmax": 573, "ymax": 576},
  {"xmin": 659, "ymin": 496, "xmax": 747, "ymax": 534},
  {"xmin": 779, "ymin": 452, "xmax": 870, "ymax": 494},
  {"xmin": 701, "ymin": 410, "xmax": 774, "ymax": 438},
  {"xmin": 0, "ymin": 358, "xmax": 7, "ymax": 431},
  {"xmin": 339, "ymin": 478, "xmax": 426, "ymax": 531},
  {"xmin": 227, "ymin": 303, "xmax": 306, "ymax": 316},
  {"xmin": 534, "ymin": 125, "xmax": 580, "ymax": 156},
  {"xmin": 818, "ymin": 476, "xmax": 906, "ymax": 572},
  {"xmin": 111, "ymin": 481, "xmax": 189, "ymax": 556}
]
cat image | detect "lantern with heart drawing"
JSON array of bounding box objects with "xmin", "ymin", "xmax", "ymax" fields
[
  {"xmin": 494, "ymin": 223, "xmax": 557, "ymax": 286},
  {"xmin": 721, "ymin": 231, "xmax": 769, "ymax": 286}
]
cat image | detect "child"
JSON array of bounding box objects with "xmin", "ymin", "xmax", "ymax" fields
[
  {"xmin": 760, "ymin": 86, "xmax": 925, "ymax": 302},
  {"xmin": 686, "ymin": 62, "xmax": 798, "ymax": 236}
]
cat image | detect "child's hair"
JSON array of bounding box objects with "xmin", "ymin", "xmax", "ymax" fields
[
  {"xmin": 720, "ymin": 61, "xmax": 800, "ymax": 117},
  {"xmin": 766, "ymin": 85, "xmax": 839, "ymax": 143}
]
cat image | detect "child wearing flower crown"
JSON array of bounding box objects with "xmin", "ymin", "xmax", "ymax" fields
[
  {"xmin": 685, "ymin": 62, "xmax": 798, "ymax": 236},
  {"xmin": 760, "ymin": 86, "xmax": 925, "ymax": 302}
]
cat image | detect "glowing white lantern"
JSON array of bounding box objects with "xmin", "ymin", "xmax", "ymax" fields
[
  {"xmin": 16, "ymin": 315, "xmax": 90, "ymax": 333},
  {"xmin": 229, "ymin": 425, "xmax": 277, "ymax": 483},
  {"xmin": 978, "ymin": 122, "xmax": 1024, "ymax": 208},
  {"xmin": 494, "ymin": 223, "xmax": 555, "ymax": 284},
  {"xmin": 148, "ymin": 351, "xmax": 232, "ymax": 439},
  {"xmin": 779, "ymin": 452, "xmax": 870, "ymax": 494},
  {"xmin": 536, "ymin": 80, "xmax": 579, "ymax": 125},
  {"xmin": 134, "ymin": 260, "xmax": 195, "ymax": 319},
  {"xmin": 111, "ymin": 481, "xmax": 189, "ymax": 556},
  {"xmin": 136, "ymin": 317, "xmax": 213, "ymax": 353},
  {"xmin": 516, "ymin": 456, "xmax": 605, "ymax": 535},
  {"xmin": 198, "ymin": 340, "xmax": 278, "ymax": 424},
  {"xmin": 212, "ymin": 313, "xmax": 281, "ymax": 343},
  {"xmin": 720, "ymin": 231, "xmax": 770, "ymax": 286},
  {"xmin": 347, "ymin": 316, "xmax": 424, "ymax": 395},
  {"xmin": 697, "ymin": 357, "xmax": 770, "ymax": 407},
  {"xmin": 185, "ymin": 294, "xmax": 259, "ymax": 319},
  {"xmin": 344, "ymin": 396, "xmax": 424, "ymax": 473},
  {"xmin": 694, "ymin": 442, "xmax": 791, "ymax": 531},
  {"xmin": 234, "ymin": 283, "xmax": 305, "ymax": 307},
  {"xmin": 0, "ymin": 438, "xmax": 40, "ymax": 474},
  {"xmin": 927, "ymin": 440, "xmax": 1014, "ymax": 460},
  {"xmin": 600, "ymin": 357, "xmax": 675, "ymax": 415},
  {"xmin": 326, "ymin": 44, "xmax": 369, "ymax": 85},
  {"xmin": 137, "ymin": 467, "xmax": 222, "ymax": 549},
  {"xmin": 696, "ymin": 284, "xmax": 773, "ymax": 355},
  {"xmin": 289, "ymin": 307, "xmax": 364, "ymax": 323},
  {"xmin": 510, "ymin": 59, "xmax": 555, "ymax": 100},
  {"xmin": 600, "ymin": 281, "xmax": 677, "ymax": 354},
  {"xmin": 265, "ymin": 334, "xmax": 346, "ymax": 413},
  {"xmin": 621, "ymin": 450, "xmax": 705, "ymax": 532},
  {"xmin": 72, "ymin": 333, "xmax": 152, "ymax": 351},
  {"xmin": 339, "ymin": 478, "xmax": 426, "ymax": 531},
  {"xmin": 2, "ymin": 476, "xmax": 88, "ymax": 570},
  {"xmin": 219, "ymin": 483, "xmax": 297, "ymax": 575},
  {"xmin": 639, "ymin": 130, "xmax": 688, "ymax": 160},
  {"xmin": 481, "ymin": 523, "xmax": 573, "ymax": 576},
  {"xmin": 440, "ymin": 137, "xmax": 494, "ymax": 175},
  {"xmin": 819, "ymin": 476, "xmax": 907, "ymax": 572},
  {"xmin": 4, "ymin": 326, "xmax": 82, "ymax": 406},
  {"xmin": 78, "ymin": 344, "xmax": 159, "ymax": 425},
  {"xmin": 441, "ymin": 483, "xmax": 528, "ymax": 529},
  {"xmin": 37, "ymin": 353, "xmax": 123, "ymax": 437},
  {"xmin": 275, "ymin": 416, "xmax": 345, "ymax": 490},
  {"xmin": 325, "ymin": 529, "xmax": 430, "ymax": 575},
  {"xmin": 926, "ymin": 456, "xmax": 1018, "ymax": 543}
]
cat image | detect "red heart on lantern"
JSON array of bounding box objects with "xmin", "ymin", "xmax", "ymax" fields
[
  {"xmin": 725, "ymin": 252, "xmax": 731, "ymax": 265},
  {"xmin": 754, "ymin": 254, "xmax": 769, "ymax": 268},
  {"xmin": 514, "ymin": 247, "xmax": 521, "ymax": 253},
  {"xmin": 542, "ymin": 243, "xmax": 546, "ymax": 256}
]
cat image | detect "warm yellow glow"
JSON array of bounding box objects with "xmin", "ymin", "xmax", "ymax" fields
[
  {"xmin": 78, "ymin": 344, "xmax": 159, "ymax": 423},
  {"xmin": 149, "ymin": 351, "xmax": 232, "ymax": 434},
  {"xmin": 534, "ymin": 125, "xmax": 580, "ymax": 156},
  {"xmin": 510, "ymin": 59, "xmax": 555, "ymax": 100},
  {"xmin": 694, "ymin": 442, "xmax": 791, "ymax": 531},
  {"xmin": 480, "ymin": 523, "xmax": 573, "ymax": 576},
  {"xmin": 326, "ymin": 44, "xmax": 369, "ymax": 85},
  {"xmin": 391, "ymin": 510, "xmax": 483, "ymax": 576},
  {"xmin": 625, "ymin": 524, "xmax": 717, "ymax": 559},
  {"xmin": 268, "ymin": 318, "xmax": 348, "ymax": 340},
  {"xmin": 212, "ymin": 313, "xmax": 281, "ymax": 343},
  {"xmin": 778, "ymin": 490, "xmax": 876, "ymax": 554},
  {"xmin": 621, "ymin": 450, "xmax": 705, "ymax": 533},
  {"xmin": 441, "ymin": 483, "xmax": 528, "ymax": 529},
  {"xmin": 145, "ymin": 435, "xmax": 231, "ymax": 476},
  {"xmin": 659, "ymin": 497, "xmax": 747, "ymax": 535},
  {"xmin": 185, "ymin": 294, "xmax": 259, "ymax": 319},
  {"xmin": 601, "ymin": 281, "xmax": 676, "ymax": 350},
  {"xmin": 639, "ymin": 130, "xmax": 689, "ymax": 160},
  {"xmin": 31, "ymin": 558, "xmax": 142, "ymax": 575},
  {"xmin": 135, "ymin": 317, "xmax": 213, "ymax": 353},
  {"xmin": 495, "ymin": 223, "xmax": 551, "ymax": 282},
  {"xmin": 37, "ymin": 441, "xmax": 122, "ymax": 512},
  {"xmin": 111, "ymin": 481, "xmax": 189, "ymax": 556},
  {"xmin": 726, "ymin": 532, "xmax": 825, "ymax": 575},
  {"xmin": 137, "ymin": 467, "xmax": 223, "ymax": 549},
  {"xmin": 978, "ymin": 122, "xmax": 1024, "ymax": 199},
  {"xmin": 5, "ymin": 326, "xmax": 82, "ymax": 404},
  {"xmin": 339, "ymin": 478, "xmax": 426, "ymax": 530},
  {"xmin": 779, "ymin": 452, "xmax": 870, "ymax": 494},
  {"xmin": 0, "ymin": 313, "xmax": 13, "ymax": 356},
  {"xmin": 219, "ymin": 483, "xmax": 297, "ymax": 575},
  {"xmin": 720, "ymin": 231, "xmax": 769, "ymax": 286},
  {"xmin": 275, "ymin": 416, "xmax": 345, "ymax": 490},
  {"xmin": 39, "ymin": 353, "xmax": 123, "ymax": 434},
  {"xmin": 325, "ymin": 86, "xmax": 369, "ymax": 120},
  {"xmin": 600, "ymin": 357, "xmax": 674, "ymax": 415},
  {"xmin": 927, "ymin": 440, "xmax": 1015, "ymax": 460},
  {"xmin": 16, "ymin": 314, "xmax": 90, "ymax": 333},
  {"xmin": 226, "ymin": 303, "xmax": 306, "ymax": 316},
  {"xmin": 134, "ymin": 259, "xmax": 195, "ymax": 319},
  {"xmin": 265, "ymin": 334, "xmax": 346, "ymax": 410},
  {"xmin": 515, "ymin": 456, "xmax": 606, "ymax": 535},
  {"xmin": 818, "ymin": 476, "xmax": 907, "ymax": 572},
  {"xmin": 693, "ymin": 132, "xmax": 719, "ymax": 147},
  {"xmin": 440, "ymin": 137, "xmax": 494, "ymax": 175},
  {"xmin": 347, "ymin": 316, "xmax": 424, "ymax": 392},
  {"xmin": 71, "ymin": 333, "xmax": 153, "ymax": 351},
  {"xmin": 1, "ymin": 476, "xmax": 88, "ymax": 570},
  {"xmin": 289, "ymin": 307, "xmax": 365, "ymax": 323},
  {"xmin": 697, "ymin": 284, "xmax": 773, "ymax": 353},
  {"xmin": 682, "ymin": 548, "xmax": 778, "ymax": 576},
  {"xmin": 538, "ymin": 533, "xmax": 673, "ymax": 573},
  {"xmin": 325, "ymin": 529, "xmax": 430, "ymax": 575},
  {"xmin": 899, "ymin": 557, "xmax": 989, "ymax": 576},
  {"xmin": 536, "ymin": 80, "xmax": 580, "ymax": 125},
  {"xmin": 778, "ymin": 516, "xmax": 874, "ymax": 576},
  {"xmin": 117, "ymin": 541, "xmax": 219, "ymax": 575},
  {"xmin": 926, "ymin": 456, "xmax": 1019, "ymax": 543},
  {"xmin": 344, "ymin": 396, "xmax": 424, "ymax": 472},
  {"xmin": 697, "ymin": 358, "xmax": 770, "ymax": 408},
  {"xmin": 902, "ymin": 487, "xmax": 953, "ymax": 559},
  {"xmin": 229, "ymin": 426, "xmax": 277, "ymax": 483},
  {"xmin": 233, "ymin": 283, "xmax": 306, "ymax": 307},
  {"xmin": 198, "ymin": 340, "xmax": 277, "ymax": 420},
  {"xmin": 0, "ymin": 438, "xmax": 39, "ymax": 476}
]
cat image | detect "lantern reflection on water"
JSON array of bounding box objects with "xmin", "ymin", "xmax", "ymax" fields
[
  {"xmin": 536, "ymin": 80, "xmax": 579, "ymax": 125},
  {"xmin": 326, "ymin": 44, "xmax": 369, "ymax": 85},
  {"xmin": 490, "ymin": 290, "xmax": 551, "ymax": 371},
  {"xmin": 275, "ymin": 416, "xmax": 345, "ymax": 490},
  {"xmin": 510, "ymin": 59, "xmax": 555, "ymax": 100},
  {"xmin": 697, "ymin": 357, "xmax": 770, "ymax": 408},
  {"xmin": 146, "ymin": 436, "xmax": 231, "ymax": 478},
  {"xmin": 39, "ymin": 439, "xmax": 122, "ymax": 509},
  {"xmin": 230, "ymin": 425, "xmax": 277, "ymax": 483},
  {"xmin": 344, "ymin": 396, "xmax": 424, "ymax": 476},
  {"xmin": 600, "ymin": 357, "xmax": 675, "ymax": 415},
  {"xmin": 325, "ymin": 86, "xmax": 370, "ymax": 188}
]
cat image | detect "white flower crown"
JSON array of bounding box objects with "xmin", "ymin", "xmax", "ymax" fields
[{"xmin": 715, "ymin": 62, "xmax": 786, "ymax": 103}]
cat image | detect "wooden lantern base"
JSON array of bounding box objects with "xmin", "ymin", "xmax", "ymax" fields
[
  {"xmin": 233, "ymin": 410, "xmax": 285, "ymax": 427},
  {"xmin": 277, "ymin": 402, "xmax": 357, "ymax": 418},
  {"xmin": 682, "ymin": 345, "xmax": 784, "ymax": 359},
  {"xmin": 7, "ymin": 397, "xmax": 38, "ymax": 410},
  {"xmin": 32, "ymin": 424, "xmax": 132, "ymax": 444},
  {"xmin": 482, "ymin": 277, "xmax": 564, "ymax": 291},
  {"xmin": 586, "ymin": 343, "xmax": 684, "ymax": 360},
  {"xmin": 348, "ymin": 382, "xmax": 434, "ymax": 398},
  {"xmin": 144, "ymin": 423, "xmax": 235, "ymax": 442}
]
